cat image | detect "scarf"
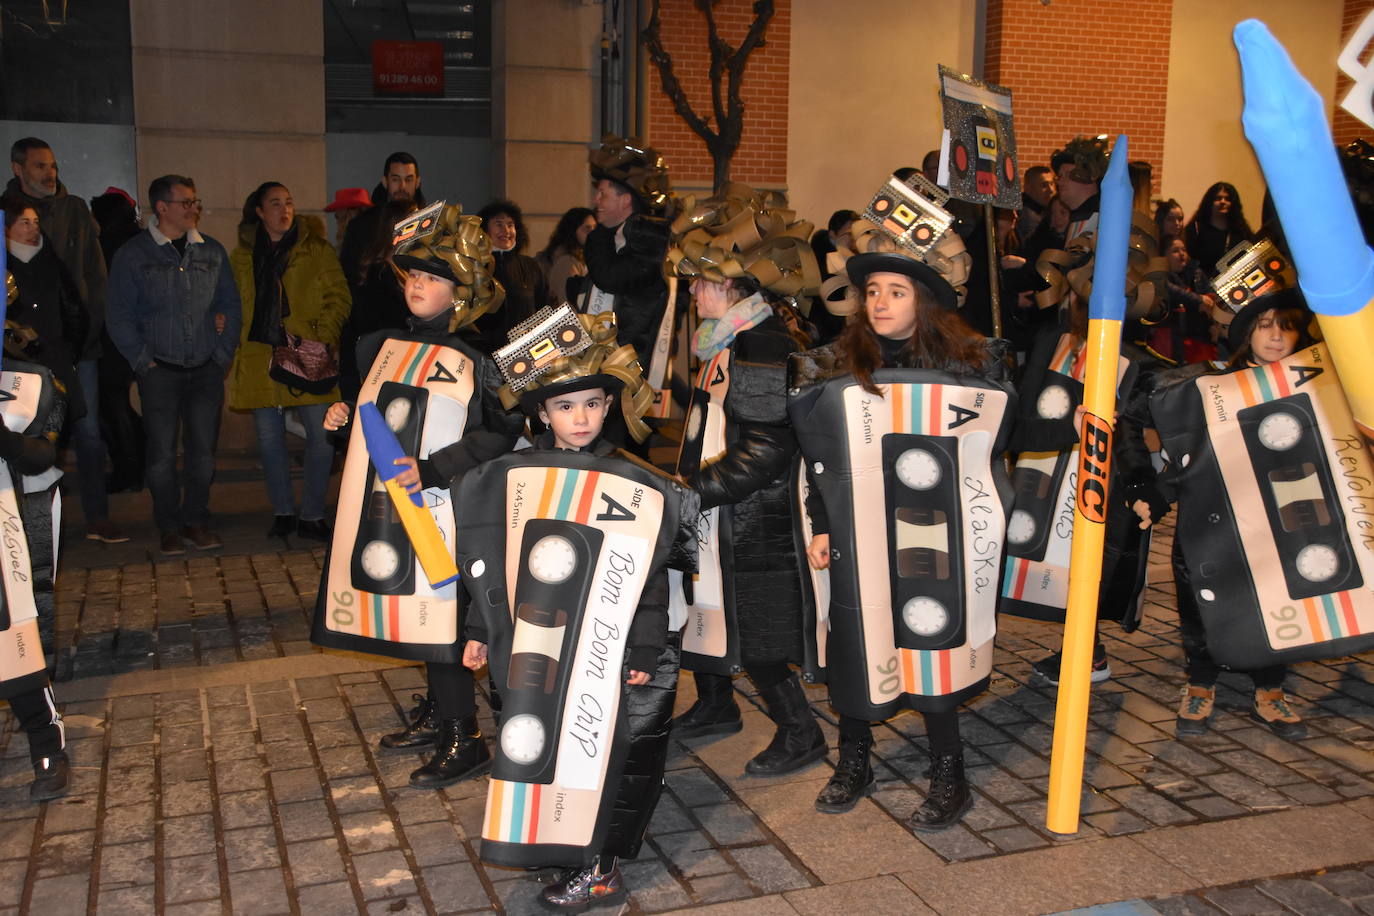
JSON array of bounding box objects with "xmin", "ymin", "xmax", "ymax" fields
[
  {"xmin": 694, "ymin": 293, "xmax": 772, "ymax": 359},
  {"xmin": 5, "ymin": 237, "xmax": 42, "ymax": 264},
  {"xmin": 247, "ymin": 222, "xmax": 298, "ymax": 346}
]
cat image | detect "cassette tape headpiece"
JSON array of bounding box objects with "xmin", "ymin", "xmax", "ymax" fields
[
  {"xmin": 390, "ymin": 201, "xmax": 505, "ymax": 332},
  {"xmin": 589, "ymin": 134, "xmax": 674, "ymax": 218},
  {"xmin": 495, "ymin": 305, "xmax": 654, "ymax": 443},
  {"xmin": 1209, "ymin": 236, "xmax": 1297, "ymax": 323},
  {"xmin": 667, "ymin": 182, "xmax": 821, "ymax": 308},
  {"xmin": 1033, "ymin": 210, "xmax": 1169, "ymax": 321},
  {"xmin": 819, "ymin": 172, "xmax": 969, "ymax": 316}
]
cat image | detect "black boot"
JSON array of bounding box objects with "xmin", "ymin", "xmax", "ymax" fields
[
  {"xmin": 670, "ymin": 672, "xmax": 742, "ymax": 739},
  {"xmin": 907, "ymin": 752, "xmax": 972, "ymax": 832},
  {"xmin": 814, "ymin": 731, "xmax": 875, "ymax": 813},
  {"xmin": 745, "ymin": 674, "xmax": 826, "ymax": 776},
  {"xmin": 379, "ymin": 693, "xmax": 438, "ymax": 751},
  {"xmin": 30, "ymin": 751, "xmax": 69, "ymax": 802},
  {"xmin": 409, "ymin": 716, "xmax": 491, "ymax": 788}
]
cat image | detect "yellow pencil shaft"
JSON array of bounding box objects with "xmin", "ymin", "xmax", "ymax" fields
[
  {"xmin": 1046, "ymin": 318, "xmax": 1122, "ymax": 835},
  {"xmin": 1315, "ymin": 308, "xmax": 1374, "ymax": 440},
  {"xmin": 383, "ymin": 478, "xmax": 460, "ymax": 586}
]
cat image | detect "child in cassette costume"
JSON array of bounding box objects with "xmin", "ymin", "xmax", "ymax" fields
[
  {"xmin": 1126, "ymin": 288, "xmax": 1315, "ymax": 738},
  {"xmin": 458, "ymin": 307, "xmax": 694, "ymax": 910},
  {"xmin": 663, "ymin": 184, "xmax": 830, "ymax": 777},
  {"xmin": 791, "ymin": 208, "xmax": 1014, "ymax": 831},
  {"xmin": 0, "ymin": 271, "xmax": 70, "ymax": 800},
  {"xmin": 315, "ymin": 204, "xmax": 524, "ymax": 788},
  {"xmin": 1003, "ymin": 206, "xmax": 1171, "ymax": 684}
]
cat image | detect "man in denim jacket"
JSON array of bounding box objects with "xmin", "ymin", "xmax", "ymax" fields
[{"xmin": 106, "ymin": 174, "xmax": 241, "ymax": 555}]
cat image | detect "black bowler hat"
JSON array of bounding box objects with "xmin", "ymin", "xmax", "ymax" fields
[{"xmin": 844, "ymin": 251, "xmax": 959, "ymax": 311}]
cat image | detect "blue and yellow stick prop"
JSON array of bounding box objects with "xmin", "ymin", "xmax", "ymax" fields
[
  {"xmin": 1234, "ymin": 20, "xmax": 1374, "ymax": 440},
  {"xmin": 359, "ymin": 401, "xmax": 459, "ymax": 589},
  {"xmin": 1046, "ymin": 134, "xmax": 1132, "ymax": 835}
]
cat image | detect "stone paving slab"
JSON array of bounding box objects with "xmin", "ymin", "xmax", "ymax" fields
[{"xmin": 19, "ymin": 485, "xmax": 1374, "ymax": 912}]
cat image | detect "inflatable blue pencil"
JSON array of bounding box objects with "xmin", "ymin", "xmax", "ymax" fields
[
  {"xmin": 1046, "ymin": 134, "xmax": 1132, "ymax": 835},
  {"xmin": 359, "ymin": 401, "xmax": 459, "ymax": 588},
  {"xmin": 1234, "ymin": 19, "xmax": 1374, "ymax": 441}
]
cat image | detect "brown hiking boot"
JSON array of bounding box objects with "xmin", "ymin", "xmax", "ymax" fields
[
  {"xmin": 1176, "ymin": 684, "xmax": 1214, "ymax": 736},
  {"xmin": 1252, "ymin": 687, "xmax": 1306, "ymax": 739},
  {"xmin": 181, "ymin": 526, "xmax": 222, "ymax": 550}
]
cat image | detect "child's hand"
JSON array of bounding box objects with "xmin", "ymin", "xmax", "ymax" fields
[
  {"xmin": 806, "ymin": 534, "xmax": 830, "ymax": 570},
  {"xmin": 463, "ymin": 641, "xmax": 488, "ymax": 670},
  {"xmin": 392, "ymin": 456, "xmax": 421, "ymax": 493},
  {"xmin": 324, "ymin": 401, "xmax": 351, "ymax": 430},
  {"xmin": 625, "ymin": 670, "xmax": 650, "ymax": 686},
  {"xmin": 1131, "ymin": 499, "xmax": 1154, "ymax": 530}
]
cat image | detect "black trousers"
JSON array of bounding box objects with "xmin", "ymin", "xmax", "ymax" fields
[
  {"xmin": 426, "ymin": 661, "xmax": 477, "ymax": 719},
  {"xmin": 9, "ymin": 684, "xmax": 63, "ymax": 764},
  {"xmin": 839, "ymin": 709, "xmax": 962, "ymax": 757}
]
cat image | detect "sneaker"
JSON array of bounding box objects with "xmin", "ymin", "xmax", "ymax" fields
[
  {"xmin": 1031, "ymin": 643, "xmax": 1111, "ymax": 686},
  {"xmin": 159, "ymin": 530, "xmax": 186, "ymax": 556},
  {"xmin": 539, "ymin": 863, "xmax": 626, "ymax": 910},
  {"xmin": 181, "ymin": 526, "xmax": 222, "ymax": 550},
  {"xmin": 1252, "ymin": 687, "xmax": 1306, "ymax": 739},
  {"xmin": 1176, "ymin": 684, "xmax": 1215, "ymax": 736},
  {"xmin": 30, "ymin": 752, "xmax": 69, "ymax": 802},
  {"xmin": 85, "ymin": 521, "xmax": 130, "ymax": 544}
]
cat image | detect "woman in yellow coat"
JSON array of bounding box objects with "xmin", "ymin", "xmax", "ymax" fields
[{"xmin": 229, "ymin": 182, "xmax": 350, "ymax": 540}]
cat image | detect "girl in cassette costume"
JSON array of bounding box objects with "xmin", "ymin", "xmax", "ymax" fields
[
  {"xmin": 0, "ymin": 271, "xmax": 71, "ymax": 800},
  {"xmin": 316, "ymin": 204, "xmax": 524, "ymax": 788},
  {"xmin": 664, "ymin": 185, "xmax": 829, "ymax": 777},
  {"xmin": 1126, "ymin": 289, "xmax": 1315, "ymax": 738},
  {"xmin": 458, "ymin": 309, "xmax": 690, "ymax": 910},
  {"xmin": 792, "ymin": 219, "xmax": 1013, "ymax": 831},
  {"xmin": 1003, "ymin": 213, "xmax": 1170, "ymax": 684}
]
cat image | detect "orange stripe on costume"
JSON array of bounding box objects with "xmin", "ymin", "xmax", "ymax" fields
[
  {"xmin": 574, "ymin": 472, "xmax": 600, "ymax": 525},
  {"xmin": 537, "ymin": 468, "xmax": 558, "ymax": 518},
  {"xmin": 1303, "ymin": 598, "xmax": 1325, "ymax": 642}
]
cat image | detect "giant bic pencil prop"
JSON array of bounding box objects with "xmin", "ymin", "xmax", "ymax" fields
[
  {"xmin": 359, "ymin": 401, "xmax": 460, "ymax": 589},
  {"xmin": 1046, "ymin": 134, "xmax": 1132, "ymax": 835},
  {"xmin": 1235, "ymin": 20, "xmax": 1374, "ymax": 440}
]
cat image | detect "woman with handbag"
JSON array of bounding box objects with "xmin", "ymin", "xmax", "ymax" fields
[{"xmin": 229, "ymin": 182, "xmax": 350, "ymax": 540}]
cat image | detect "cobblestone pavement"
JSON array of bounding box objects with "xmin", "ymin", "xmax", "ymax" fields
[{"xmin": 9, "ymin": 468, "xmax": 1374, "ymax": 914}]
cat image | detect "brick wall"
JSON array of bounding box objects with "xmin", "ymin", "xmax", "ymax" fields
[
  {"xmin": 1333, "ymin": 0, "xmax": 1374, "ymax": 147},
  {"xmin": 985, "ymin": 0, "xmax": 1173, "ymax": 193},
  {"xmin": 644, "ymin": 0, "xmax": 790, "ymax": 188}
]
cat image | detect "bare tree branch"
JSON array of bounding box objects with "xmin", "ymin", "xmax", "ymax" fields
[{"xmin": 641, "ymin": 0, "xmax": 776, "ymax": 189}]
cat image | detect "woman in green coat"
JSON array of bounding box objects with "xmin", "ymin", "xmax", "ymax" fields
[{"xmin": 229, "ymin": 182, "xmax": 350, "ymax": 540}]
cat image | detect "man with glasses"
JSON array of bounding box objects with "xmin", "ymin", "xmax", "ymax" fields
[{"xmin": 106, "ymin": 175, "xmax": 241, "ymax": 555}]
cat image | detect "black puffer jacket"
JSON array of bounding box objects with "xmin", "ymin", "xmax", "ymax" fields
[
  {"xmin": 691, "ymin": 314, "xmax": 805, "ymax": 666},
  {"xmin": 582, "ymin": 215, "xmax": 672, "ymax": 367},
  {"xmin": 5, "ymin": 237, "xmax": 88, "ymax": 422}
]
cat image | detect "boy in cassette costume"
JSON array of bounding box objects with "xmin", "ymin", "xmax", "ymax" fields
[
  {"xmin": 0, "ymin": 272, "xmax": 70, "ymax": 800},
  {"xmin": 315, "ymin": 203, "xmax": 524, "ymax": 788},
  {"xmin": 457, "ymin": 306, "xmax": 695, "ymax": 909},
  {"xmin": 1133, "ymin": 289, "xmax": 1320, "ymax": 738}
]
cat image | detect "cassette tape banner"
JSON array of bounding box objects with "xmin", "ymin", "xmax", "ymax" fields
[
  {"xmin": 455, "ymin": 449, "xmax": 685, "ymax": 868},
  {"xmin": 789, "ymin": 368, "xmax": 1014, "ymax": 719},
  {"xmin": 671, "ymin": 349, "xmax": 738, "ymax": 675},
  {"xmin": 1001, "ymin": 335, "xmax": 1136, "ymax": 623},
  {"xmin": 312, "ymin": 336, "xmax": 474, "ymax": 662},
  {"xmin": 1153, "ymin": 342, "xmax": 1374, "ymax": 667}
]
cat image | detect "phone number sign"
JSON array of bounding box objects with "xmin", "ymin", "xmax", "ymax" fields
[{"xmin": 372, "ymin": 40, "xmax": 444, "ymax": 96}]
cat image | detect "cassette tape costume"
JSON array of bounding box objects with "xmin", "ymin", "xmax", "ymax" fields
[
  {"xmin": 455, "ymin": 307, "xmax": 697, "ymax": 909},
  {"xmin": 1003, "ymin": 215, "xmax": 1169, "ymax": 684},
  {"xmin": 312, "ymin": 203, "xmax": 524, "ymax": 788},
  {"xmin": 1141, "ymin": 289, "xmax": 1339, "ymax": 738},
  {"xmin": 0, "ymin": 272, "xmax": 70, "ymax": 800},
  {"xmin": 663, "ymin": 184, "xmax": 827, "ymax": 778},
  {"xmin": 789, "ymin": 215, "xmax": 1015, "ymax": 830}
]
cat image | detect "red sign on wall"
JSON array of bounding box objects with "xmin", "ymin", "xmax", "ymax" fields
[{"xmin": 372, "ymin": 40, "xmax": 444, "ymax": 96}]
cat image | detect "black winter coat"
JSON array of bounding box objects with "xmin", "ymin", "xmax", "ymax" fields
[
  {"xmin": 582, "ymin": 216, "xmax": 672, "ymax": 367},
  {"xmin": 5, "ymin": 238, "xmax": 88, "ymax": 422},
  {"xmin": 691, "ymin": 314, "xmax": 805, "ymax": 666}
]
